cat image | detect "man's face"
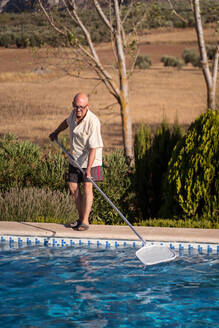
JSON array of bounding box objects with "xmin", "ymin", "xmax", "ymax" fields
[{"xmin": 72, "ymin": 97, "xmax": 88, "ymax": 120}]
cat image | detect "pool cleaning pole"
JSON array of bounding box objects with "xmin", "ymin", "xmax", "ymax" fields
[{"xmin": 54, "ymin": 139, "xmax": 146, "ymax": 245}]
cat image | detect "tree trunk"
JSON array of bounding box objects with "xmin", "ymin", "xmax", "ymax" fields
[
  {"xmin": 119, "ymin": 88, "xmax": 133, "ymax": 165},
  {"xmin": 193, "ymin": 0, "xmax": 217, "ymax": 110},
  {"xmin": 114, "ymin": 0, "xmax": 133, "ymax": 164}
]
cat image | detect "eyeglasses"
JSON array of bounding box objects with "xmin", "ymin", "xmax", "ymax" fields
[{"xmin": 72, "ymin": 103, "xmax": 88, "ymax": 110}]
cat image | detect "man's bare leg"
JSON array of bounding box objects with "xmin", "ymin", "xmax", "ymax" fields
[
  {"xmin": 69, "ymin": 182, "xmax": 83, "ymax": 221},
  {"xmin": 81, "ymin": 182, "xmax": 93, "ymax": 226}
]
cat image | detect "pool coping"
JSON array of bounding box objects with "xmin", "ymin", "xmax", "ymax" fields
[{"xmin": 0, "ymin": 221, "xmax": 218, "ymax": 243}]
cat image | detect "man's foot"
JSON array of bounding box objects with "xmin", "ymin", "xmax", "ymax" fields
[
  {"xmin": 65, "ymin": 220, "xmax": 81, "ymax": 228},
  {"xmin": 73, "ymin": 223, "xmax": 89, "ymax": 231}
]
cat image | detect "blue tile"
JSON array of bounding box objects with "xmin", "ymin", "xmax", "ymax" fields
[
  {"xmin": 179, "ymin": 244, "xmax": 184, "ymax": 250},
  {"xmin": 207, "ymin": 245, "xmax": 212, "ymax": 254}
]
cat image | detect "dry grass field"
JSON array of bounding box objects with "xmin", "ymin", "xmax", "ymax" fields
[{"xmin": 0, "ymin": 27, "xmax": 218, "ymax": 151}]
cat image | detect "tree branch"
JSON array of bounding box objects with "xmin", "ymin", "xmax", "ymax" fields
[
  {"xmin": 212, "ymin": 44, "xmax": 219, "ymax": 96},
  {"xmin": 66, "ymin": 0, "xmax": 120, "ymax": 99},
  {"xmin": 193, "ymin": 0, "xmax": 212, "ymax": 88},
  {"xmin": 37, "ymin": 0, "xmax": 67, "ymax": 36},
  {"xmin": 93, "ymin": 0, "xmax": 114, "ymax": 33},
  {"xmin": 167, "ymin": 0, "xmax": 188, "ymax": 24},
  {"xmin": 114, "ymin": 0, "xmax": 127, "ymax": 77}
]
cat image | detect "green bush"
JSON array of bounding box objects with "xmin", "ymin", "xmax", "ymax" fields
[
  {"xmin": 149, "ymin": 122, "xmax": 185, "ymax": 217},
  {"xmin": 134, "ymin": 122, "xmax": 184, "ymax": 219},
  {"xmin": 181, "ymin": 48, "xmax": 201, "ymax": 67},
  {"xmin": 161, "ymin": 56, "xmax": 184, "ymax": 69},
  {"xmin": 91, "ymin": 150, "xmax": 135, "ymax": 225},
  {"xmin": 201, "ymin": 0, "xmax": 219, "ymax": 24},
  {"xmin": 0, "ymin": 33, "xmax": 14, "ymax": 47},
  {"xmin": 206, "ymin": 44, "xmax": 217, "ymax": 60},
  {"xmin": 0, "ymin": 134, "xmax": 68, "ymax": 192},
  {"xmin": 182, "ymin": 44, "xmax": 218, "ymax": 64},
  {"xmin": 35, "ymin": 151, "xmax": 68, "ymax": 191},
  {"xmin": 0, "ymin": 134, "xmax": 42, "ymax": 191},
  {"xmin": 133, "ymin": 217, "xmax": 219, "ymax": 229},
  {"xmin": 0, "ymin": 187, "xmax": 77, "ymax": 224},
  {"xmin": 135, "ymin": 55, "xmax": 152, "ymax": 69},
  {"xmin": 161, "ymin": 110, "xmax": 219, "ymax": 220},
  {"xmin": 29, "ymin": 34, "xmax": 42, "ymax": 47},
  {"xmin": 134, "ymin": 124, "xmax": 152, "ymax": 218},
  {"xmin": 15, "ymin": 34, "xmax": 29, "ymax": 48},
  {"xmin": 182, "ymin": 48, "xmax": 197, "ymax": 64},
  {"xmin": 0, "ymin": 135, "xmax": 135, "ymax": 225}
]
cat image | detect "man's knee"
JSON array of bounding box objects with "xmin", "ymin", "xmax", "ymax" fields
[
  {"xmin": 83, "ymin": 182, "xmax": 93, "ymax": 194},
  {"xmin": 69, "ymin": 182, "xmax": 79, "ymax": 196}
]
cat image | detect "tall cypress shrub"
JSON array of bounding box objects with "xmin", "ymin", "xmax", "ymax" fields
[
  {"xmin": 150, "ymin": 122, "xmax": 184, "ymax": 217},
  {"xmin": 134, "ymin": 125, "xmax": 152, "ymax": 218},
  {"xmin": 161, "ymin": 110, "xmax": 219, "ymax": 220},
  {"xmin": 134, "ymin": 122, "xmax": 184, "ymax": 219}
]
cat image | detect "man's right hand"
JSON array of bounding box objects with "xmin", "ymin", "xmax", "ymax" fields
[
  {"xmin": 49, "ymin": 119, "xmax": 68, "ymax": 141},
  {"xmin": 49, "ymin": 132, "xmax": 58, "ymax": 141}
]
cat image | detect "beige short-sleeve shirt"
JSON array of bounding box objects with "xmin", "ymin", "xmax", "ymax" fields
[{"xmin": 66, "ymin": 109, "xmax": 103, "ymax": 168}]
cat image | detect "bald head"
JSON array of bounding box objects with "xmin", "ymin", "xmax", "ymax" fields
[
  {"xmin": 73, "ymin": 92, "xmax": 89, "ymax": 121},
  {"xmin": 74, "ymin": 93, "xmax": 88, "ymax": 106}
]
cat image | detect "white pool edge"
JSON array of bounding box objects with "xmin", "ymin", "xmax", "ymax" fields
[{"xmin": 1, "ymin": 234, "xmax": 219, "ymax": 255}]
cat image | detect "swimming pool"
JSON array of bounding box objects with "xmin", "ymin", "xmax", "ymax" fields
[{"xmin": 0, "ymin": 243, "xmax": 218, "ymax": 328}]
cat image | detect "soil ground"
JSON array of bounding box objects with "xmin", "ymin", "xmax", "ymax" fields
[{"xmin": 0, "ymin": 27, "xmax": 218, "ymax": 151}]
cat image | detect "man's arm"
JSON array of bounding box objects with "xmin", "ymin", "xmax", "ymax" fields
[
  {"xmin": 85, "ymin": 148, "xmax": 96, "ymax": 178},
  {"xmin": 49, "ymin": 119, "xmax": 68, "ymax": 141}
]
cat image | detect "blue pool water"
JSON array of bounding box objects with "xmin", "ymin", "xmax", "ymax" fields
[{"xmin": 0, "ymin": 245, "xmax": 218, "ymax": 328}]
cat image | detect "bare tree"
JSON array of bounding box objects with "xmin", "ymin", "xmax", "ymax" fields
[
  {"xmin": 168, "ymin": 0, "xmax": 219, "ymax": 110},
  {"xmin": 192, "ymin": 0, "xmax": 219, "ymax": 110},
  {"xmin": 37, "ymin": 0, "xmax": 146, "ymax": 165}
]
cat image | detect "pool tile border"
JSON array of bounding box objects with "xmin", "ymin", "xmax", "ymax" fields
[{"xmin": 1, "ymin": 235, "xmax": 219, "ymax": 255}]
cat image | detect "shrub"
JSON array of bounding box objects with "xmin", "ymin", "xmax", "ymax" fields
[
  {"xmin": 35, "ymin": 151, "xmax": 68, "ymax": 191},
  {"xmin": 161, "ymin": 110, "xmax": 219, "ymax": 220},
  {"xmin": 0, "ymin": 187, "xmax": 77, "ymax": 224},
  {"xmin": 0, "ymin": 33, "xmax": 14, "ymax": 47},
  {"xmin": 134, "ymin": 124, "xmax": 151, "ymax": 218},
  {"xmin": 29, "ymin": 34, "xmax": 42, "ymax": 47},
  {"xmin": 206, "ymin": 44, "xmax": 217, "ymax": 60},
  {"xmin": 161, "ymin": 56, "xmax": 184, "ymax": 69},
  {"xmin": 91, "ymin": 150, "xmax": 135, "ymax": 225},
  {"xmin": 201, "ymin": 0, "xmax": 219, "ymax": 24},
  {"xmin": 0, "ymin": 134, "xmax": 42, "ymax": 191},
  {"xmin": 181, "ymin": 48, "xmax": 201, "ymax": 67},
  {"xmin": 0, "ymin": 135, "xmax": 135, "ymax": 225},
  {"xmin": 135, "ymin": 55, "xmax": 152, "ymax": 69},
  {"xmin": 0, "ymin": 134, "xmax": 69, "ymax": 192},
  {"xmin": 149, "ymin": 122, "xmax": 185, "ymax": 217},
  {"xmin": 182, "ymin": 48, "xmax": 197, "ymax": 64},
  {"xmin": 133, "ymin": 217, "xmax": 219, "ymax": 229},
  {"xmin": 134, "ymin": 122, "xmax": 184, "ymax": 219}
]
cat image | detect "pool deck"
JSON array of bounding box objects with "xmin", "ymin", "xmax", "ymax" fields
[{"xmin": 0, "ymin": 221, "xmax": 218, "ymax": 244}]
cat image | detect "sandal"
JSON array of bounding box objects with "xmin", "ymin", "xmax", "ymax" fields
[
  {"xmin": 65, "ymin": 220, "xmax": 81, "ymax": 228},
  {"xmin": 73, "ymin": 223, "xmax": 89, "ymax": 231}
]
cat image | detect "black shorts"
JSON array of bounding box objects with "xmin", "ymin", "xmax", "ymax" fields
[{"xmin": 68, "ymin": 164, "xmax": 103, "ymax": 183}]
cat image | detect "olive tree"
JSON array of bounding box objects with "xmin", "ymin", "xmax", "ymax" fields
[{"xmin": 38, "ymin": 0, "xmax": 149, "ymax": 165}]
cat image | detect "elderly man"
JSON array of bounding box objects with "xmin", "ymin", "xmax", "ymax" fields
[{"xmin": 49, "ymin": 92, "xmax": 103, "ymax": 231}]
